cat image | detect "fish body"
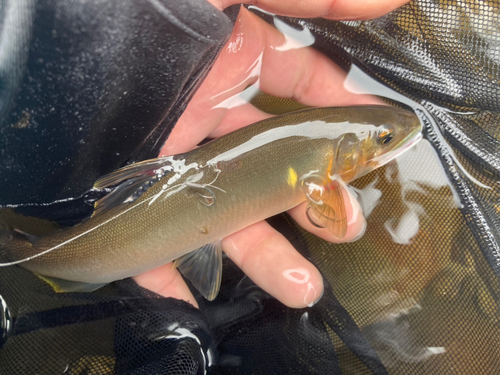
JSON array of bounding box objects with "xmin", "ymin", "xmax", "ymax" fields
[{"xmin": 0, "ymin": 106, "xmax": 421, "ymax": 299}]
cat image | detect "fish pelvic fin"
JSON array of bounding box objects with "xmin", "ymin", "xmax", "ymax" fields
[
  {"xmin": 304, "ymin": 178, "xmax": 348, "ymax": 239},
  {"xmin": 38, "ymin": 275, "xmax": 107, "ymax": 293},
  {"xmin": 174, "ymin": 240, "xmax": 223, "ymax": 301},
  {"xmin": 92, "ymin": 158, "xmax": 174, "ymax": 217}
]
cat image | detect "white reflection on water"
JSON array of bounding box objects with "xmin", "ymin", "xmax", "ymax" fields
[
  {"xmin": 352, "ymin": 138, "xmax": 461, "ymax": 244},
  {"xmin": 248, "ymin": 5, "xmax": 315, "ymax": 52},
  {"xmin": 273, "ymin": 18, "xmax": 315, "ymax": 51},
  {"xmin": 345, "ymin": 64, "xmax": 492, "ymax": 190},
  {"xmin": 395, "ymin": 139, "xmax": 461, "ymax": 207},
  {"xmin": 384, "ymin": 139, "xmax": 462, "ymax": 244},
  {"xmin": 350, "ymin": 176, "xmax": 382, "ymax": 219}
]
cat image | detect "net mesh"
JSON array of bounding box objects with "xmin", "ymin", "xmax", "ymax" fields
[{"xmin": 1, "ymin": 0, "xmax": 500, "ymax": 373}]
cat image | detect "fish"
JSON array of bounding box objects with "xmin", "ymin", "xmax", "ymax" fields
[{"xmin": 0, "ymin": 105, "xmax": 421, "ymax": 300}]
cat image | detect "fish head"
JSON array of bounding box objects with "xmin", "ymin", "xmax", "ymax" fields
[{"xmin": 333, "ymin": 106, "xmax": 422, "ymax": 182}]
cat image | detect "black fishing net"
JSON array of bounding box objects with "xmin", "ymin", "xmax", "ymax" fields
[{"xmin": 1, "ymin": 0, "xmax": 500, "ymax": 374}]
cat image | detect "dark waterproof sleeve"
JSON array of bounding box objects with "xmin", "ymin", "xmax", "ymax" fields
[{"xmin": 0, "ymin": 0, "xmax": 232, "ymax": 223}]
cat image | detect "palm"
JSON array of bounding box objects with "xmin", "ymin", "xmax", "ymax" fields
[{"xmin": 134, "ymin": 0, "xmax": 409, "ymax": 308}]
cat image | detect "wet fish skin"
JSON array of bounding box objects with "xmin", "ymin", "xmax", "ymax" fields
[{"xmin": 1, "ymin": 106, "xmax": 421, "ymax": 298}]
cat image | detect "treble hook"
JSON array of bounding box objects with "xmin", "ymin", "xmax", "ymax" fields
[{"xmin": 194, "ymin": 187, "xmax": 216, "ymax": 207}]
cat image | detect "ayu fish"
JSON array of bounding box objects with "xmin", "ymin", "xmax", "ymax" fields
[{"xmin": 0, "ymin": 106, "xmax": 422, "ymax": 300}]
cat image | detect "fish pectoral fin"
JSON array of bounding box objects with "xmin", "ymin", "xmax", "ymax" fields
[
  {"xmin": 306, "ymin": 179, "xmax": 348, "ymax": 239},
  {"xmin": 92, "ymin": 158, "xmax": 174, "ymax": 217},
  {"xmin": 174, "ymin": 240, "xmax": 223, "ymax": 301},
  {"xmin": 38, "ymin": 275, "xmax": 108, "ymax": 293}
]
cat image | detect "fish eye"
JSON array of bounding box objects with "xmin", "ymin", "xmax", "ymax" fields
[{"xmin": 379, "ymin": 129, "xmax": 394, "ymax": 145}]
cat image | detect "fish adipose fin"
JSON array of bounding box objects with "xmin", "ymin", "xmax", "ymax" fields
[
  {"xmin": 38, "ymin": 275, "xmax": 107, "ymax": 293},
  {"xmin": 12, "ymin": 228, "xmax": 39, "ymax": 244},
  {"xmin": 0, "ymin": 208, "xmax": 61, "ymax": 266},
  {"xmin": 92, "ymin": 158, "xmax": 173, "ymax": 217},
  {"xmin": 306, "ymin": 179, "xmax": 348, "ymax": 239},
  {"xmin": 174, "ymin": 240, "xmax": 223, "ymax": 301}
]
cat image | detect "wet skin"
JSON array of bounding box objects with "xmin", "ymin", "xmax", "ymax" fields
[{"xmin": 135, "ymin": 0, "xmax": 413, "ymax": 309}]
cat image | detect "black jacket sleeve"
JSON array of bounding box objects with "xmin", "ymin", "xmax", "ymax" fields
[{"xmin": 0, "ymin": 0, "xmax": 232, "ymax": 223}]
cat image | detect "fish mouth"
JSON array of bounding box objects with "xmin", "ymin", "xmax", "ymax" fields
[{"xmin": 401, "ymin": 130, "xmax": 423, "ymax": 151}]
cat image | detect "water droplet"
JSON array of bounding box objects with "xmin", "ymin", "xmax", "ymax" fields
[{"xmin": 0, "ymin": 294, "xmax": 11, "ymax": 345}]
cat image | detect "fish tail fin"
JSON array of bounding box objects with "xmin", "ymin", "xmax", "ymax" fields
[
  {"xmin": 0, "ymin": 220, "xmax": 106, "ymax": 291},
  {"xmin": 0, "ymin": 210, "xmax": 107, "ymax": 292}
]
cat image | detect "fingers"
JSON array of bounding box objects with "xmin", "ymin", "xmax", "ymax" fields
[
  {"xmin": 135, "ymin": 220, "xmax": 326, "ymax": 309},
  {"xmin": 208, "ymin": 102, "xmax": 272, "ymax": 138},
  {"xmin": 160, "ymin": 8, "xmax": 380, "ymax": 156},
  {"xmin": 289, "ymin": 184, "xmax": 366, "ymax": 243},
  {"xmin": 133, "ymin": 186, "xmax": 363, "ymax": 309},
  {"xmin": 222, "ymin": 221, "xmax": 324, "ymax": 308},
  {"xmin": 151, "ymin": 3, "xmax": 384, "ymax": 308},
  {"xmin": 211, "ymin": 0, "xmax": 410, "ymax": 20},
  {"xmin": 160, "ymin": 8, "xmax": 265, "ymax": 155},
  {"xmin": 133, "ymin": 263, "xmax": 199, "ymax": 308}
]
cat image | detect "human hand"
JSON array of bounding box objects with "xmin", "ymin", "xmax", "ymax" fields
[{"xmin": 134, "ymin": 0, "xmax": 410, "ymax": 308}]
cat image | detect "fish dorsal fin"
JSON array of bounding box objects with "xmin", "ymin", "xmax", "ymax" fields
[
  {"xmin": 93, "ymin": 176, "xmax": 155, "ymax": 217},
  {"xmin": 174, "ymin": 240, "xmax": 223, "ymax": 301},
  {"xmin": 305, "ymin": 179, "xmax": 348, "ymax": 239},
  {"xmin": 92, "ymin": 158, "xmax": 173, "ymax": 217},
  {"xmin": 94, "ymin": 158, "xmax": 173, "ymax": 189}
]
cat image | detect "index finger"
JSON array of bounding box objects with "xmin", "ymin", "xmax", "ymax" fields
[
  {"xmin": 161, "ymin": 8, "xmax": 380, "ymax": 155},
  {"xmin": 211, "ymin": 0, "xmax": 411, "ymax": 20}
]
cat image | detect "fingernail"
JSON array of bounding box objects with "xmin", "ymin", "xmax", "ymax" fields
[
  {"xmin": 348, "ymin": 218, "xmax": 367, "ymax": 243},
  {"xmin": 305, "ymin": 282, "xmax": 324, "ymax": 307},
  {"xmin": 345, "ymin": 186, "xmax": 360, "ymax": 225}
]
